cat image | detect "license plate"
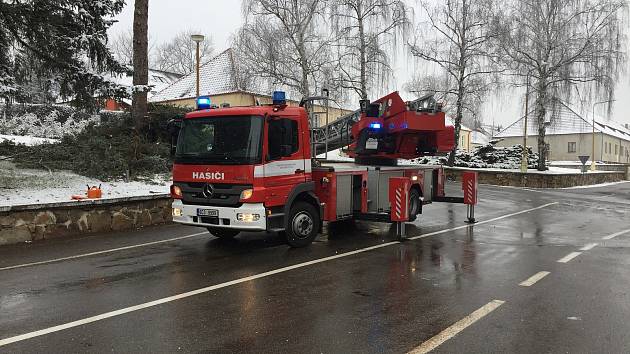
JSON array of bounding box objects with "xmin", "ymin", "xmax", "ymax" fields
[
  {"xmin": 197, "ymin": 208, "xmax": 218, "ymax": 217},
  {"xmin": 366, "ymin": 138, "xmax": 378, "ymax": 150}
]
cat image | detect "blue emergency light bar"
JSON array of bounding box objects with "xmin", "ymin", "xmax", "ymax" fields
[
  {"xmin": 369, "ymin": 122, "xmax": 382, "ymax": 129},
  {"xmin": 272, "ymin": 91, "xmax": 286, "ymax": 105},
  {"xmin": 197, "ymin": 96, "xmax": 212, "ymax": 110}
]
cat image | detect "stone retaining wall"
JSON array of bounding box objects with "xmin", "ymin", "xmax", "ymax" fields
[
  {"xmin": 445, "ymin": 168, "xmax": 627, "ymax": 188},
  {"xmin": 0, "ymin": 195, "xmax": 172, "ymax": 246}
]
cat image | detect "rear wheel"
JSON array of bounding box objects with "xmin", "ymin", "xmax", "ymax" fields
[
  {"xmin": 408, "ymin": 189, "xmax": 421, "ymax": 222},
  {"xmin": 285, "ymin": 201, "xmax": 320, "ymax": 248},
  {"xmin": 207, "ymin": 228, "xmax": 240, "ymax": 239}
]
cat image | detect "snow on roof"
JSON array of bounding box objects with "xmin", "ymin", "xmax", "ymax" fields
[
  {"xmin": 496, "ymin": 102, "xmax": 630, "ymax": 142},
  {"xmin": 150, "ymin": 48, "xmax": 276, "ymax": 103},
  {"xmin": 471, "ymin": 130, "xmax": 491, "ymax": 145},
  {"xmin": 445, "ymin": 118, "xmax": 472, "ymax": 131},
  {"xmin": 106, "ymin": 69, "xmax": 181, "ymax": 99}
]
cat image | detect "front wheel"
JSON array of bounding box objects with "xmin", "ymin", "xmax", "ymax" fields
[
  {"xmin": 285, "ymin": 202, "xmax": 320, "ymax": 248},
  {"xmin": 408, "ymin": 189, "xmax": 421, "ymax": 222},
  {"xmin": 207, "ymin": 228, "xmax": 240, "ymax": 240}
]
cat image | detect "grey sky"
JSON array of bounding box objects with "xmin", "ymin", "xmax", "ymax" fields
[{"xmin": 110, "ymin": 1, "xmax": 630, "ymax": 127}]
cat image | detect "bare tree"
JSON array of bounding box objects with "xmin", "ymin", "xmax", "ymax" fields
[
  {"xmin": 110, "ymin": 29, "xmax": 157, "ymax": 67},
  {"xmin": 132, "ymin": 0, "xmax": 149, "ymax": 132},
  {"xmin": 235, "ymin": 0, "xmax": 332, "ymax": 98},
  {"xmin": 495, "ymin": 0, "xmax": 627, "ymax": 170},
  {"xmin": 329, "ymin": 0, "xmax": 409, "ymax": 100},
  {"xmin": 154, "ymin": 30, "xmax": 215, "ymax": 75},
  {"xmin": 408, "ymin": 0, "xmax": 498, "ymax": 166}
]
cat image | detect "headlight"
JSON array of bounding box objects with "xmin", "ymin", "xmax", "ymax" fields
[
  {"xmin": 237, "ymin": 213, "xmax": 260, "ymax": 222},
  {"xmin": 170, "ymin": 185, "xmax": 183, "ymax": 199},
  {"xmin": 240, "ymin": 189, "xmax": 253, "ymax": 200},
  {"xmin": 172, "ymin": 208, "xmax": 182, "ymax": 217}
]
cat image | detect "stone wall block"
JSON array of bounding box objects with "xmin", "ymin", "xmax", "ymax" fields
[
  {"xmin": 87, "ymin": 210, "xmax": 112, "ymax": 233},
  {"xmin": 111, "ymin": 212, "xmax": 134, "ymax": 231},
  {"xmin": 0, "ymin": 226, "xmax": 32, "ymax": 245}
]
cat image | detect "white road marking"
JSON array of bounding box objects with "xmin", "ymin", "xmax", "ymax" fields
[
  {"xmin": 557, "ymin": 252, "xmax": 583, "ymax": 263},
  {"xmin": 0, "ymin": 203, "xmax": 556, "ymax": 347},
  {"xmin": 519, "ymin": 271, "xmax": 550, "ymax": 287},
  {"xmin": 407, "ymin": 300, "xmax": 506, "ymax": 354},
  {"xmin": 602, "ymin": 228, "xmax": 630, "ymax": 240},
  {"xmin": 0, "ymin": 232, "xmax": 209, "ymax": 272},
  {"xmin": 409, "ymin": 202, "xmax": 558, "ymax": 240},
  {"xmin": 580, "ymin": 243, "xmax": 598, "ymax": 251},
  {"xmin": 0, "ymin": 242, "xmax": 399, "ymax": 347}
]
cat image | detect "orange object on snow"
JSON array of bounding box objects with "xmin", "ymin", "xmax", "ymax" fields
[
  {"xmin": 71, "ymin": 195, "xmax": 86, "ymax": 200},
  {"xmin": 87, "ymin": 185, "xmax": 103, "ymax": 199}
]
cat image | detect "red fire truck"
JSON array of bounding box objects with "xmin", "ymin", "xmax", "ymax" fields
[{"xmin": 170, "ymin": 91, "xmax": 474, "ymax": 247}]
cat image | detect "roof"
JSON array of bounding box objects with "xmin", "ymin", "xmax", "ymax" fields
[
  {"xmin": 150, "ymin": 48, "xmax": 274, "ymax": 103},
  {"xmin": 106, "ymin": 69, "xmax": 182, "ymax": 99},
  {"xmin": 446, "ymin": 118, "xmax": 472, "ymax": 131},
  {"xmin": 496, "ymin": 102, "xmax": 630, "ymax": 142},
  {"xmin": 471, "ymin": 130, "xmax": 491, "ymax": 145}
]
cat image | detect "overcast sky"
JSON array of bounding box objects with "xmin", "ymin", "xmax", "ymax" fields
[{"xmin": 109, "ymin": 1, "xmax": 630, "ymax": 128}]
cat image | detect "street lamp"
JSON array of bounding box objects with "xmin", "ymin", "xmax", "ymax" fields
[
  {"xmin": 191, "ymin": 34, "xmax": 205, "ymax": 98},
  {"xmin": 590, "ymin": 99, "xmax": 616, "ymax": 171}
]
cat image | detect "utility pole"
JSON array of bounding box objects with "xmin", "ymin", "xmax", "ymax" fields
[
  {"xmin": 591, "ymin": 99, "xmax": 616, "ymax": 171},
  {"xmin": 520, "ymin": 72, "xmax": 531, "ymax": 173},
  {"xmin": 322, "ymin": 88, "xmax": 330, "ymax": 160},
  {"xmin": 191, "ymin": 34, "xmax": 205, "ymax": 98}
]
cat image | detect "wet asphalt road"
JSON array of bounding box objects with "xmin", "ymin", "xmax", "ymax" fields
[{"xmin": 1, "ymin": 182, "xmax": 630, "ymax": 353}]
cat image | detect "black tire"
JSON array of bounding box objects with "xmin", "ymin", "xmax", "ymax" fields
[
  {"xmin": 408, "ymin": 188, "xmax": 421, "ymax": 222},
  {"xmin": 207, "ymin": 228, "xmax": 240, "ymax": 239},
  {"xmin": 285, "ymin": 201, "xmax": 320, "ymax": 248}
]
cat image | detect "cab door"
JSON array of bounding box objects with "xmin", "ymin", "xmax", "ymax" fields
[{"xmin": 264, "ymin": 116, "xmax": 307, "ymax": 206}]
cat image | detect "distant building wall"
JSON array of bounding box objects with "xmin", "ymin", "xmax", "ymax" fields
[{"xmin": 496, "ymin": 132, "xmax": 630, "ymax": 163}]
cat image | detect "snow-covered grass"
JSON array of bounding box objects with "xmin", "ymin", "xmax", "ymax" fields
[
  {"xmin": 0, "ymin": 134, "xmax": 59, "ymax": 146},
  {"xmin": 0, "ymin": 161, "xmax": 170, "ymax": 207}
]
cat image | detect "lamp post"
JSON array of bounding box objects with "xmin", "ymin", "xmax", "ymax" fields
[
  {"xmin": 190, "ymin": 34, "xmax": 205, "ymax": 98},
  {"xmin": 520, "ymin": 72, "xmax": 531, "ymax": 173},
  {"xmin": 590, "ymin": 99, "xmax": 616, "ymax": 171}
]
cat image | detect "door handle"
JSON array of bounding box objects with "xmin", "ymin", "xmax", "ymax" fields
[{"xmin": 295, "ymin": 169, "xmax": 305, "ymax": 174}]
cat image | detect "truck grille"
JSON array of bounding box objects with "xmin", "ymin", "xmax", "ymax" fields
[{"xmin": 176, "ymin": 182, "xmax": 252, "ymax": 207}]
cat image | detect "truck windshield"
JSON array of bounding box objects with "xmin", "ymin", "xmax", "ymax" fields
[{"xmin": 175, "ymin": 115, "xmax": 263, "ymax": 165}]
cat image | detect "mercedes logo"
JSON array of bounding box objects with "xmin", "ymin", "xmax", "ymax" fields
[{"xmin": 202, "ymin": 183, "xmax": 215, "ymax": 198}]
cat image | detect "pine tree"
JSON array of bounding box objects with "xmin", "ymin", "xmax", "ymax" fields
[{"xmin": 0, "ymin": 0, "xmax": 127, "ymax": 109}]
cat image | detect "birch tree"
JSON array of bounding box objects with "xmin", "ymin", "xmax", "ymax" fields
[
  {"xmin": 495, "ymin": 0, "xmax": 627, "ymax": 170},
  {"xmin": 235, "ymin": 0, "xmax": 331, "ymax": 98},
  {"xmin": 329, "ymin": 0, "xmax": 409, "ymax": 100},
  {"xmin": 408, "ymin": 0, "xmax": 498, "ymax": 166}
]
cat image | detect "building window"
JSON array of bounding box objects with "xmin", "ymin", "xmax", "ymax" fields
[
  {"xmin": 615, "ymin": 145, "xmax": 618, "ymax": 155},
  {"xmin": 568, "ymin": 142, "xmax": 576, "ymax": 153},
  {"xmin": 610, "ymin": 143, "xmax": 612, "ymax": 154},
  {"xmin": 621, "ymin": 146, "xmax": 624, "ymax": 156},
  {"xmin": 605, "ymin": 143, "xmax": 609, "ymax": 154}
]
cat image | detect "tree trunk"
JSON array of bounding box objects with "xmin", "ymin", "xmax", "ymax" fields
[
  {"xmin": 132, "ymin": 0, "xmax": 149, "ymax": 133},
  {"xmin": 448, "ymin": 89, "xmax": 464, "ymax": 167},
  {"xmin": 535, "ymin": 79, "xmax": 548, "ymax": 171}
]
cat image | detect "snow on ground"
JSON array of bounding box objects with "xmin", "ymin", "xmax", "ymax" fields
[
  {"xmin": 562, "ymin": 181, "xmax": 630, "ymax": 189},
  {"xmin": 0, "ymin": 134, "xmax": 59, "ymax": 146},
  {"xmin": 0, "ymin": 161, "xmax": 170, "ymax": 207}
]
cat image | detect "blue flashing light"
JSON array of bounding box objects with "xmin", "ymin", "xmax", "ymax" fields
[
  {"xmin": 369, "ymin": 122, "xmax": 382, "ymax": 130},
  {"xmin": 197, "ymin": 96, "xmax": 212, "ymax": 110},
  {"xmin": 272, "ymin": 91, "xmax": 286, "ymax": 105}
]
